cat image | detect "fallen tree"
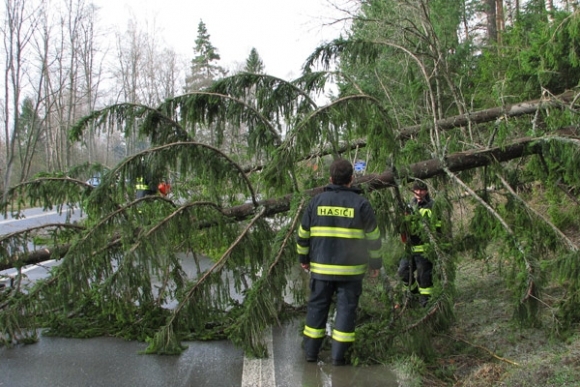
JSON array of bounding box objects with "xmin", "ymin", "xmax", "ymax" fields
[
  {"xmin": 2, "ymin": 71, "xmax": 580, "ymax": 364},
  {"xmin": 398, "ymin": 91, "xmax": 577, "ymax": 139},
  {"xmin": 1, "ymin": 130, "xmax": 566, "ymax": 270}
]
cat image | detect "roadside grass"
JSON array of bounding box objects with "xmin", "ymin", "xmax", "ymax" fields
[{"xmin": 411, "ymin": 257, "xmax": 580, "ymax": 386}]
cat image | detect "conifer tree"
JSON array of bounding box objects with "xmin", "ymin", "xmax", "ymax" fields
[
  {"xmin": 184, "ymin": 20, "xmax": 227, "ymax": 92},
  {"xmin": 15, "ymin": 97, "xmax": 44, "ymax": 183},
  {"xmin": 1, "ymin": 1, "xmax": 580, "ymax": 376},
  {"xmin": 244, "ymin": 47, "xmax": 265, "ymax": 74}
]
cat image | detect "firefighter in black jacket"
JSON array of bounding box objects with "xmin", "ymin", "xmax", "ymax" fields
[
  {"xmin": 134, "ymin": 159, "xmax": 171, "ymax": 199},
  {"xmin": 297, "ymin": 158, "xmax": 382, "ymax": 366},
  {"xmin": 397, "ymin": 181, "xmax": 441, "ymax": 307},
  {"xmin": 135, "ymin": 176, "xmax": 157, "ymax": 199}
]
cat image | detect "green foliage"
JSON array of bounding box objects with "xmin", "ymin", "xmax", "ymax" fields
[
  {"xmin": 554, "ymin": 250, "xmax": 580, "ymax": 334},
  {"xmin": 349, "ymin": 277, "xmax": 396, "ymax": 365},
  {"xmin": 185, "ymin": 20, "xmax": 227, "ymax": 92},
  {"xmin": 41, "ymin": 287, "xmax": 170, "ymax": 341},
  {"xmin": 3, "ymin": 2, "xmax": 580, "ymax": 376},
  {"xmin": 0, "ymin": 290, "xmax": 38, "ymax": 346},
  {"xmin": 473, "ymin": 11, "xmax": 580, "ymax": 107},
  {"xmin": 399, "ymin": 328, "xmax": 437, "ymax": 360},
  {"xmin": 143, "ymin": 324, "xmax": 188, "ymax": 355},
  {"xmin": 225, "ymin": 197, "xmax": 308, "ymax": 357},
  {"xmin": 244, "ymin": 48, "xmax": 265, "ymax": 74},
  {"xmin": 350, "ymin": 319, "xmax": 395, "ymax": 365},
  {"xmin": 468, "ymin": 203, "xmax": 503, "ymax": 249}
]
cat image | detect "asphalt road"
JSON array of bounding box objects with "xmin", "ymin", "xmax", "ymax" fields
[
  {"xmin": 0, "ymin": 206, "xmax": 84, "ymax": 287},
  {"xmin": 0, "ymin": 208, "xmax": 399, "ymax": 386},
  {"xmin": 0, "ymin": 320, "xmax": 398, "ymax": 387}
]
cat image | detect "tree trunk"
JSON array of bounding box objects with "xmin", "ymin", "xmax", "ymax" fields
[
  {"xmin": 4, "ymin": 131, "xmax": 569, "ymax": 271},
  {"xmin": 398, "ymin": 91, "xmax": 576, "ymax": 139},
  {"xmin": 486, "ymin": 0, "xmax": 498, "ymax": 43}
]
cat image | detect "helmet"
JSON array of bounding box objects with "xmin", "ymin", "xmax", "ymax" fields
[{"xmin": 158, "ymin": 182, "xmax": 171, "ymax": 196}]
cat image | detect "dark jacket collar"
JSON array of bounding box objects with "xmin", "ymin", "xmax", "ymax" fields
[{"xmin": 324, "ymin": 184, "xmax": 362, "ymax": 194}]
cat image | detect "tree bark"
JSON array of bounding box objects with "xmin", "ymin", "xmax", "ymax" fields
[
  {"xmin": 486, "ymin": 0, "xmax": 498, "ymax": 43},
  {"xmin": 1, "ymin": 132, "xmax": 554, "ymax": 271},
  {"xmin": 1, "ymin": 244, "xmax": 70, "ymax": 271},
  {"xmin": 398, "ymin": 91, "xmax": 576, "ymax": 139}
]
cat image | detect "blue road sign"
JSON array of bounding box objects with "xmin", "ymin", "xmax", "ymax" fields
[{"xmin": 354, "ymin": 161, "xmax": 366, "ymax": 173}]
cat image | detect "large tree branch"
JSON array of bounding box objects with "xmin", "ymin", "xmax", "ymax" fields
[
  {"xmin": 4, "ymin": 131, "xmax": 577, "ymax": 271},
  {"xmin": 242, "ymin": 91, "xmax": 578, "ymax": 174},
  {"xmin": 398, "ymin": 90, "xmax": 577, "ymax": 139}
]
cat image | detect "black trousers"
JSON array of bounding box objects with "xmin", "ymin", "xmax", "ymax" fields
[
  {"xmin": 303, "ymin": 278, "xmax": 362, "ymax": 361},
  {"xmin": 397, "ymin": 253, "xmax": 433, "ymax": 294}
]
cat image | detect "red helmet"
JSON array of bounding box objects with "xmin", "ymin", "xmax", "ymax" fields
[{"xmin": 158, "ymin": 182, "xmax": 171, "ymax": 196}]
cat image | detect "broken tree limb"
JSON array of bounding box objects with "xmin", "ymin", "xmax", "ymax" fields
[
  {"xmin": 4, "ymin": 131, "xmax": 577, "ymax": 271},
  {"xmin": 240, "ymin": 92, "xmax": 579, "ymax": 174},
  {"xmin": 0, "ymin": 244, "xmax": 70, "ymax": 272},
  {"xmin": 398, "ymin": 90, "xmax": 577, "ymax": 139}
]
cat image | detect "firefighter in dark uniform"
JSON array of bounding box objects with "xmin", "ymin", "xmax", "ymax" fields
[
  {"xmin": 397, "ymin": 181, "xmax": 441, "ymax": 307},
  {"xmin": 135, "ymin": 159, "xmax": 158, "ymax": 199},
  {"xmin": 297, "ymin": 158, "xmax": 382, "ymax": 366},
  {"xmin": 135, "ymin": 176, "xmax": 157, "ymax": 199}
]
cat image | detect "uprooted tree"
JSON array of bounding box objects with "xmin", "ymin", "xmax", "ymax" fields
[{"xmin": 2, "ymin": 0, "xmax": 580, "ymax": 366}]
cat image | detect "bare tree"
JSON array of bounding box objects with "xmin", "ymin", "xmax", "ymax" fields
[
  {"xmin": 157, "ymin": 47, "xmax": 183, "ymax": 101},
  {"xmin": 112, "ymin": 16, "xmax": 185, "ymax": 156},
  {"xmin": 115, "ymin": 19, "xmax": 143, "ymax": 155},
  {"xmin": 30, "ymin": 0, "xmax": 101, "ymax": 172},
  {"xmin": 75, "ymin": 2, "xmax": 105, "ymax": 165},
  {"xmin": 139, "ymin": 19, "xmax": 183, "ymax": 106},
  {"xmin": 1, "ymin": 0, "xmax": 39, "ymax": 198}
]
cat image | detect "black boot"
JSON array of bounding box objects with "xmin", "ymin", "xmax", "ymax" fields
[
  {"xmin": 304, "ymin": 337, "xmax": 323, "ymax": 362},
  {"xmin": 331, "ymin": 340, "xmax": 351, "ymax": 366}
]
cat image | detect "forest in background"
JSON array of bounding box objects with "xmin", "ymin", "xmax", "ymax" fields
[
  {"xmin": 0, "ymin": 0, "xmax": 231, "ymax": 192},
  {"xmin": 3, "ymin": 0, "xmax": 580, "ymax": 385}
]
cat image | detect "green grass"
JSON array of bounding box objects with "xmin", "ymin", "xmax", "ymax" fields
[{"xmin": 413, "ymin": 257, "xmax": 580, "ymax": 386}]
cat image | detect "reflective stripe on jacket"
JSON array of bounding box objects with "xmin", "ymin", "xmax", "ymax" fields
[
  {"xmin": 296, "ymin": 184, "xmax": 382, "ymax": 281},
  {"xmin": 135, "ymin": 177, "xmax": 149, "ymax": 191},
  {"xmin": 407, "ymin": 196, "xmax": 441, "ymax": 250}
]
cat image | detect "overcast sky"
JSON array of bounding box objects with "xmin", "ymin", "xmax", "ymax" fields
[{"xmin": 94, "ymin": 0, "xmax": 352, "ymax": 79}]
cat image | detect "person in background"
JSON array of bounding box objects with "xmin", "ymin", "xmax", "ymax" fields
[
  {"xmin": 397, "ymin": 181, "xmax": 441, "ymax": 307},
  {"xmin": 134, "ymin": 159, "xmax": 171, "ymax": 199},
  {"xmin": 135, "ymin": 175, "xmax": 157, "ymax": 199},
  {"xmin": 297, "ymin": 158, "xmax": 382, "ymax": 366}
]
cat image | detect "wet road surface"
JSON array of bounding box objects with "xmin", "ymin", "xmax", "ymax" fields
[
  {"xmin": 1, "ymin": 319, "xmax": 398, "ymax": 387},
  {"xmin": 1, "ymin": 209, "xmax": 399, "ymax": 386}
]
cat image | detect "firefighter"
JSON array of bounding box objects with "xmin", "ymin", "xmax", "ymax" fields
[
  {"xmin": 397, "ymin": 181, "xmax": 441, "ymax": 307},
  {"xmin": 135, "ymin": 175, "xmax": 157, "ymax": 199},
  {"xmin": 297, "ymin": 158, "xmax": 382, "ymax": 366},
  {"xmin": 134, "ymin": 158, "xmax": 169, "ymax": 199}
]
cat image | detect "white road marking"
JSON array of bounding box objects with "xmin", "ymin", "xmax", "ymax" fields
[
  {"xmin": 241, "ymin": 327, "xmax": 276, "ymax": 387},
  {"xmin": 21, "ymin": 259, "xmax": 56, "ymax": 273},
  {"xmin": 0, "ymin": 259, "xmax": 57, "ymax": 281},
  {"xmin": 0, "ymin": 210, "xmax": 60, "ymax": 225}
]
